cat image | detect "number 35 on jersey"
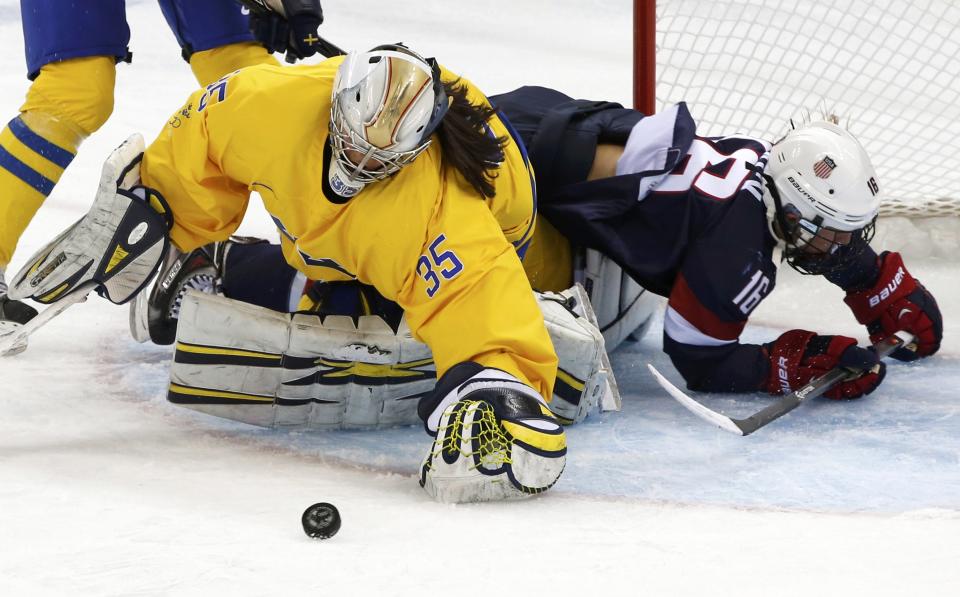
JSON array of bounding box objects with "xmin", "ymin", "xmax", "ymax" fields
[{"xmin": 417, "ymin": 234, "xmax": 463, "ymax": 298}]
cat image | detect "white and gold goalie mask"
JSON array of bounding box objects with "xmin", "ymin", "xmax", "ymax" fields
[{"xmin": 328, "ymin": 44, "xmax": 449, "ymax": 198}]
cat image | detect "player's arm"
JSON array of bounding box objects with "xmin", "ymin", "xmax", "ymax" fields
[
  {"xmin": 398, "ymin": 195, "xmax": 558, "ymax": 400},
  {"xmin": 664, "ymin": 251, "xmax": 884, "ymax": 399},
  {"xmin": 825, "ymin": 246, "xmax": 942, "ymax": 361},
  {"xmin": 661, "ymin": 264, "xmax": 768, "ymax": 392},
  {"xmin": 140, "ymin": 75, "xmax": 255, "ymax": 253},
  {"xmin": 664, "ymin": 310, "xmax": 886, "ymax": 401},
  {"xmin": 396, "ymin": 194, "xmax": 563, "ymax": 502},
  {"xmin": 292, "ymin": 181, "xmax": 564, "ymax": 503}
]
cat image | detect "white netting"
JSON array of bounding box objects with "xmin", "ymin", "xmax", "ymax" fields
[{"xmin": 656, "ymin": 0, "xmax": 960, "ymax": 219}]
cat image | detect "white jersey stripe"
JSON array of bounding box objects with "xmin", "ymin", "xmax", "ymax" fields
[{"xmin": 664, "ymin": 306, "xmax": 736, "ymax": 347}]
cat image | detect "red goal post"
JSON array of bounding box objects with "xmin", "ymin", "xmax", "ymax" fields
[{"xmin": 633, "ymin": 0, "xmax": 960, "ymax": 220}]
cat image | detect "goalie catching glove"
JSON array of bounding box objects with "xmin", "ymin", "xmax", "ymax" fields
[
  {"xmin": 763, "ymin": 329, "xmax": 885, "ymax": 400},
  {"xmin": 7, "ymin": 134, "xmax": 171, "ymax": 306},
  {"xmin": 843, "ymin": 251, "xmax": 942, "ymax": 361},
  {"xmin": 418, "ymin": 362, "xmax": 566, "ymax": 503}
]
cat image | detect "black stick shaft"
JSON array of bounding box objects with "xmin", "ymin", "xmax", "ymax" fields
[
  {"xmin": 734, "ymin": 333, "xmax": 909, "ymax": 435},
  {"xmin": 285, "ymin": 35, "xmax": 346, "ymax": 63}
]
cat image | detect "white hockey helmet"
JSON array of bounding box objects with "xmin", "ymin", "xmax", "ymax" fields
[
  {"xmin": 327, "ymin": 44, "xmax": 448, "ymax": 198},
  {"xmin": 761, "ymin": 120, "xmax": 881, "ymax": 274}
]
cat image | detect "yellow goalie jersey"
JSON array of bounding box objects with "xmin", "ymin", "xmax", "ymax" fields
[{"xmin": 139, "ymin": 58, "xmax": 556, "ymax": 398}]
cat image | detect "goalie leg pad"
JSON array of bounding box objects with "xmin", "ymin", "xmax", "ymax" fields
[
  {"xmin": 576, "ymin": 248, "xmax": 663, "ymax": 350},
  {"xmin": 168, "ymin": 282, "xmax": 616, "ymax": 429},
  {"xmin": 538, "ymin": 283, "xmax": 620, "ymax": 423},
  {"xmin": 168, "ymin": 291, "xmax": 437, "ymax": 429},
  {"xmin": 8, "ymin": 134, "xmax": 170, "ymax": 305}
]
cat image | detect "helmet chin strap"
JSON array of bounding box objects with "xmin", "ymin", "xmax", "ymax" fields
[
  {"xmin": 327, "ymin": 159, "xmax": 366, "ymax": 199},
  {"xmin": 761, "ymin": 172, "xmax": 870, "ymax": 276}
]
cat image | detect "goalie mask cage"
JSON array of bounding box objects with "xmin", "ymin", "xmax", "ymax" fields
[{"xmin": 634, "ymin": 0, "xmax": 960, "ymax": 220}]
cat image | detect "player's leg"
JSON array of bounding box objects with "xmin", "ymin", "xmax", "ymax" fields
[
  {"xmin": 0, "ymin": 0, "xmax": 129, "ymax": 327},
  {"xmin": 6, "ymin": 58, "xmax": 117, "ymax": 252},
  {"xmin": 494, "ymin": 87, "xmax": 663, "ymax": 350},
  {"xmin": 188, "ymin": 42, "xmax": 280, "ymax": 88},
  {"xmin": 221, "ymin": 240, "xmax": 304, "ymax": 313},
  {"xmin": 135, "ymin": 237, "xmax": 408, "ymax": 346},
  {"xmin": 158, "ymin": 0, "xmax": 278, "ymax": 87},
  {"xmin": 131, "ymin": 238, "xmax": 302, "ymax": 345}
]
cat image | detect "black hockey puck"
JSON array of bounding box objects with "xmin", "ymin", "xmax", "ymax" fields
[{"xmin": 302, "ymin": 502, "xmax": 341, "ymax": 539}]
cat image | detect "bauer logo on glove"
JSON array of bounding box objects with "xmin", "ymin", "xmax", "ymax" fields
[
  {"xmin": 844, "ymin": 251, "xmax": 943, "ymax": 361},
  {"xmin": 764, "ymin": 330, "xmax": 886, "ymax": 400}
]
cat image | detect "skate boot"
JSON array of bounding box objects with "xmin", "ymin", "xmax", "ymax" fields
[
  {"xmin": 0, "ymin": 268, "xmax": 39, "ymax": 355},
  {"xmin": 129, "ymin": 237, "xmax": 273, "ymax": 345},
  {"xmin": 129, "ymin": 243, "xmax": 222, "ymax": 345}
]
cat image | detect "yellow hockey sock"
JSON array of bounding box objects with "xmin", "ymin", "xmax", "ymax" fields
[
  {"xmin": 0, "ymin": 113, "xmax": 79, "ymax": 266},
  {"xmin": 1, "ymin": 55, "xmax": 115, "ymax": 267}
]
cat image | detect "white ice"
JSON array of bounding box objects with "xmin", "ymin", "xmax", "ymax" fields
[{"xmin": 2, "ymin": 1, "xmax": 959, "ymax": 595}]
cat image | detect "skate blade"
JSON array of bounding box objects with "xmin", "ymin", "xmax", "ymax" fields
[
  {"xmin": 0, "ymin": 282, "xmax": 95, "ymax": 357},
  {"xmin": 128, "ymin": 288, "xmax": 151, "ymax": 343},
  {"xmin": 0, "ymin": 321, "xmax": 27, "ymax": 356}
]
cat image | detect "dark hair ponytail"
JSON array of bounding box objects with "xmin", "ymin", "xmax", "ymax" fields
[{"xmin": 435, "ymin": 79, "xmax": 508, "ymax": 199}]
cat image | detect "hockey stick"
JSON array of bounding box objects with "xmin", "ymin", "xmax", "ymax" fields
[
  {"xmin": 0, "ymin": 282, "xmax": 97, "ymax": 357},
  {"xmin": 285, "ymin": 35, "xmax": 346, "ymax": 63},
  {"xmin": 647, "ymin": 332, "xmax": 914, "ymax": 436},
  {"xmin": 235, "ymin": 1, "xmax": 345, "ymax": 62}
]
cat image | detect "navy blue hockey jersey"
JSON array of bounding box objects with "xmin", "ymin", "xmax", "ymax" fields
[{"xmin": 494, "ymin": 92, "xmax": 880, "ymax": 393}]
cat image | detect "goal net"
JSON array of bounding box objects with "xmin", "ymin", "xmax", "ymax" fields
[{"xmin": 645, "ymin": 0, "xmax": 960, "ymax": 229}]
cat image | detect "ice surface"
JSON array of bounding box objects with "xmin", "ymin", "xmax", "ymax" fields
[{"xmin": 1, "ymin": 1, "xmax": 959, "ymax": 595}]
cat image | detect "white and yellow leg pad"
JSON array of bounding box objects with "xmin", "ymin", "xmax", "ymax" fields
[
  {"xmin": 576, "ymin": 248, "xmax": 664, "ymax": 351},
  {"xmin": 169, "ymin": 290, "xmax": 437, "ymax": 429},
  {"xmin": 537, "ymin": 283, "xmax": 620, "ymax": 423},
  {"xmin": 8, "ymin": 134, "xmax": 170, "ymax": 306},
  {"xmin": 168, "ymin": 284, "xmax": 617, "ymax": 430}
]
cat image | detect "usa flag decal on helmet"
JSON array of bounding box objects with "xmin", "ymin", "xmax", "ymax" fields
[{"xmin": 813, "ymin": 155, "xmax": 837, "ymax": 178}]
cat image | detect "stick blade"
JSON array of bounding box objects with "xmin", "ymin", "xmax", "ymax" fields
[{"xmin": 646, "ymin": 363, "xmax": 746, "ymax": 436}]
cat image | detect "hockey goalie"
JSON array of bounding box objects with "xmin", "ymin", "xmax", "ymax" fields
[{"xmin": 3, "ymin": 45, "xmax": 652, "ymax": 504}]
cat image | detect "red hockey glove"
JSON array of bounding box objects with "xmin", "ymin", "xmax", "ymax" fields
[
  {"xmin": 763, "ymin": 330, "xmax": 886, "ymax": 400},
  {"xmin": 843, "ymin": 252, "xmax": 942, "ymax": 361}
]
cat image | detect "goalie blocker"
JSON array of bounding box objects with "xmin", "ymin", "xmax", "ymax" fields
[
  {"xmin": 2, "ymin": 135, "xmax": 171, "ymax": 353},
  {"xmin": 166, "ymin": 284, "xmax": 616, "ymax": 429}
]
